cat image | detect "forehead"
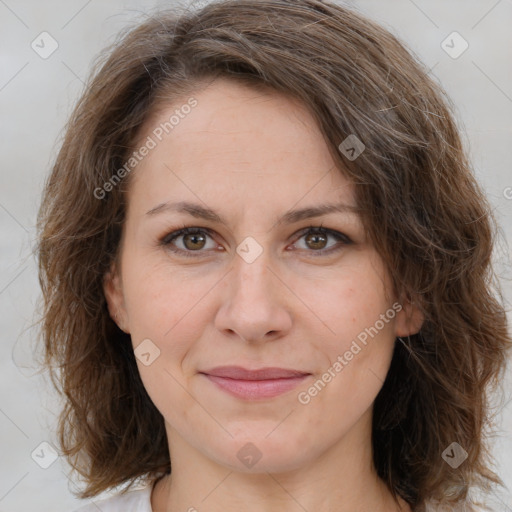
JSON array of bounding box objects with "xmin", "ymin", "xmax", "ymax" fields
[{"xmin": 127, "ymin": 78, "xmax": 355, "ymax": 215}]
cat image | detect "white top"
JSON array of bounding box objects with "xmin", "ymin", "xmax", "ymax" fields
[
  {"xmin": 72, "ymin": 485, "xmax": 152, "ymax": 512},
  {"xmin": 71, "ymin": 484, "xmax": 507, "ymax": 511}
]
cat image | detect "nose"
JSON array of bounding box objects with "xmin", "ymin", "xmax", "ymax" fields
[{"xmin": 214, "ymin": 248, "xmax": 293, "ymax": 344}]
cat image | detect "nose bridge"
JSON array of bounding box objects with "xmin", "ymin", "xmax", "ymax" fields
[
  {"xmin": 231, "ymin": 241, "xmax": 274, "ymax": 301},
  {"xmin": 215, "ymin": 238, "xmax": 292, "ymax": 342}
]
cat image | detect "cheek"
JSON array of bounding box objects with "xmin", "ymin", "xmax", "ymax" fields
[
  {"xmin": 122, "ymin": 250, "xmax": 212, "ymax": 332},
  {"xmin": 120, "ymin": 257, "xmax": 216, "ymax": 383},
  {"xmin": 296, "ymin": 263, "xmax": 397, "ymax": 408},
  {"xmin": 122, "ymin": 259, "xmax": 206, "ymax": 419},
  {"xmin": 299, "ymin": 265, "xmax": 395, "ymax": 352}
]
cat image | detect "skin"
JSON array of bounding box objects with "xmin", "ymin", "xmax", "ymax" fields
[{"xmin": 104, "ymin": 78, "xmax": 423, "ymax": 512}]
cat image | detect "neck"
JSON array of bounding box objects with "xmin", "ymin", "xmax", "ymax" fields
[{"xmin": 151, "ymin": 410, "xmax": 411, "ymax": 512}]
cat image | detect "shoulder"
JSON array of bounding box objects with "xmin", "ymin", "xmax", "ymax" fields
[
  {"xmin": 71, "ymin": 485, "xmax": 152, "ymax": 512},
  {"xmin": 421, "ymin": 495, "xmax": 506, "ymax": 512}
]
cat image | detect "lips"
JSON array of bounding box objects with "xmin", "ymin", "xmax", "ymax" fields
[
  {"xmin": 199, "ymin": 366, "xmax": 311, "ymax": 400},
  {"xmin": 201, "ymin": 366, "xmax": 310, "ymax": 380}
]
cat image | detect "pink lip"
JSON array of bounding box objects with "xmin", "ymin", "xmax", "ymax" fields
[{"xmin": 200, "ymin": 366, "xmax": 311, "ymax": 400}]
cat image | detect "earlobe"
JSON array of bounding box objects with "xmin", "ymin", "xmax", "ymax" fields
[
  {"xmin": 395, "ymin": 297, "xmax": 424, "ymax": 337},
  {"xmin": 103, "ymin": 264, "xmax": 130, "ymax": 333}
]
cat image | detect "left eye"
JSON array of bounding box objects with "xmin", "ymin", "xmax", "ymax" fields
[
  {"xmin": 160, "ymin": 225, "xmax": 352, "ymax": 258},
  {"xmin": 292, "ymin": 226, "xmax": 352, "ymax": 254}
]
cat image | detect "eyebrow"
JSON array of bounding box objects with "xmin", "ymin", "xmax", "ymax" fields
[{"xmin": 146, "ymin": 200, "xmax": 361, "ymax": 227}]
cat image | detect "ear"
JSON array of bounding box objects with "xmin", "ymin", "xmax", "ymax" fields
[
  {"xmin": 394, "ymin": 296, "xmax": 424, "ymax": 338},
  {"xmin": 103, "ymin": 261, "xmax": 130, "ymax": 333}
]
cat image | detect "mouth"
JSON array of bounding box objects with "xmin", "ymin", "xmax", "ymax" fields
[{"xmin": 199, "ymin": 366, "xmax": 312, "ymax": 400}]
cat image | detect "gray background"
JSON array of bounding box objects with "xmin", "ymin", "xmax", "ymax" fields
[{"xmin": 1, "ymin": 0, "xmax": 511, "ymax": 510}]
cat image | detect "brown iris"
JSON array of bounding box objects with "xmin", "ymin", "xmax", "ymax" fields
[
  {"xmin": 182, "ymin": 232, "xmax": 207, "ymax": 250},
  {"xmin": 304, "ymin": 231, "xmax": 328, "ymax": 250}
]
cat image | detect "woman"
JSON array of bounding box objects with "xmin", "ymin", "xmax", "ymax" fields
[{"xmin": 36, "ymin": 1, "xmax": 511, "ymax": 511}]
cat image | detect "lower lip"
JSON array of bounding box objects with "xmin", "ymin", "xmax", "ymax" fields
[{"xmin": 202, "ymin": 374, "xmax": 310, "ymax": 400}]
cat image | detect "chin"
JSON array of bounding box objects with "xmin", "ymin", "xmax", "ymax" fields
[{"xmin": 204, "ymin": 433, "xmax": 320, "ymax": 474}]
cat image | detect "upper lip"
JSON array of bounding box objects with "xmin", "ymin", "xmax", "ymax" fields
[{"xmin": 200, "ymin": 366, "xmax": 311, "ymax": 380}]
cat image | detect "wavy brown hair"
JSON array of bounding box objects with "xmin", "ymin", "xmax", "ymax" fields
[{"xmin": 37, "ymin": 0, "xmax": 511, "ymax": 509}]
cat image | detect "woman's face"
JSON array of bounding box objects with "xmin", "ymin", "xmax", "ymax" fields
[{"xmin": 105, "ymin": 78, "xmax": 422, "ymax": 473}]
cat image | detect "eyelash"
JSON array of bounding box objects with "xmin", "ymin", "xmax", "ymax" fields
[{"xmin": 159, "ymin": 224, "xmax": 353, "ymax": 258}]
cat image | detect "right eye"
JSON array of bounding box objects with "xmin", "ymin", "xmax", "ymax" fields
[{"xmin": 160, "ymin": 226, "xmax": 222, "ymax": 257}]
